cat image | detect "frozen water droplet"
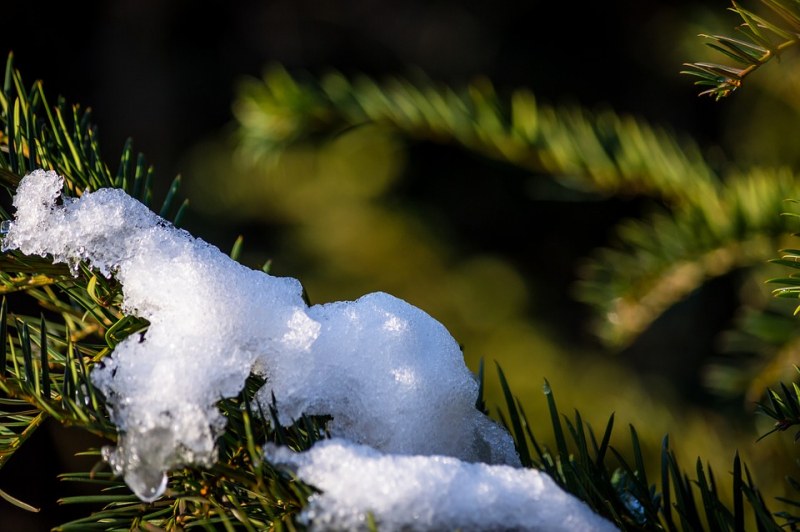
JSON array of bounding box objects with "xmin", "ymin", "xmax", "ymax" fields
[
  {"xmin": 66, "ymin": 257, "xmax": 81, "ymax": 276},
  {"xmin": 126, "ymin": 467, "xmax": 168, "ymax": 503},
  {"xmin": 0, "ymin": 220, "xmax": 11, "ymax": 235},
  {"xmin": 104, "ymin": 428, "xmax": 177, "ymax": 503},
  {"xmin": 78, "ymin": 384, "xmax": 90, "ymax": 406}
]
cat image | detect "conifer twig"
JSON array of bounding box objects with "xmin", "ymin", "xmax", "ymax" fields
[{"xmin": 683, "ymin": 1, "xmax": 800, "ymax": 99}]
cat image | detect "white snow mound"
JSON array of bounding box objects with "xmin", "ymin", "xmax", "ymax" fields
[
  {"xmin": 268, "ymin": 438, "xmax": 618, "ymax": 531},
  {"xmin": 2, "ymin": 170, "xmax": 522, "ymax": 503}
]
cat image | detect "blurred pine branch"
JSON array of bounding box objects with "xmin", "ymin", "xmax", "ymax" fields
[
  {"xmin": 230, "ymin": 66, "xmax": 800, "ymax": 398},
  {"xmin": 229, "ymin": 63, "xmax": 800, "ymax": 528},
  {"xmin": 235, "ymin": 65, "xmax": 718, "ymax": 204}
]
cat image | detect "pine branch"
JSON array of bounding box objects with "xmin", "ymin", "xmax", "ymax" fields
[
  {"xmin": 0, "ymin": 51, "xmax": 194, "ymax": 470},
  {"xmin": 578, "ymin": 167, "xmax": 798, "ymax": 347},
  {"xmin": 753, "ymin": 371, "xmax": 800, "ymax": 442},
  {"xmin": 233, "ymin": 67, "xmax": 800, "ymax": 354},
  {"xmin": 229, "ymin": 70, "xmax": 800, "ymax": 529},
  {"xmin": 0, "ymin": 53, "xmax": 187, "ymax": 214},
  {"xmin": 683, "ymin": 1, "xmax": 800, "ymax": 99},
  {"xmin": 0, "ymin": 54, "xmax": 325, "ymax": 528},
  {"xmin": 55, "ymin": 376, "xmax": 324, "ymax": 531},
  {"xmin": 702, "ymin": 302, "xmax": 800, "ymax": 400},
  {"xmin": 0, "ymin": 399, "xmax": 47, "ymax": 469},
  {"xmin": 0, "ymin": 304, "xmax": 117, "ymax": 443},
  {"xmin": 235, "ymin": 66, "xmax": 718, "ymax": 206},
  {"xmin": 497, "ymin": 371, "xmax": 800, "ymax": 530},
  {"xmin": 767, "ymin": 202, "xmax": 800, "ymax": 304}
]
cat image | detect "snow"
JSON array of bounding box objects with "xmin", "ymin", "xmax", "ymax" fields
[
  {"xmin": 2, "ymin": 170, "xmax": 613, "ymax": 529},
  {"xmin": 267, "ymin": 439, "xmax": 617, "ymax": 531}
]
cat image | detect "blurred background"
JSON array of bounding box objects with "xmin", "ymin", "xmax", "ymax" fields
[{"xmin": 4, "ymin": 0, "xmax": 800, "ymax": 528}]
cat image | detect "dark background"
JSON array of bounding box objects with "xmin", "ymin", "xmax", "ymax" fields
[
  {"xmin": 0, "ymin": 1, "xmax": 735, "ymax": 528},
  {"xmin": 4, "ymin": 1, "xmax": 721, "ymax": 184}
]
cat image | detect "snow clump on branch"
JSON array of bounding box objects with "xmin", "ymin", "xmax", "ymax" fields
[{"xmin": 2, "ymin": 170, "xmax": 613, "ymax": 530}]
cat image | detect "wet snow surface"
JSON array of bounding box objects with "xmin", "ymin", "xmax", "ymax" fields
[{"xmin": 3, "ymin": 170, "xmax": 614, "ymax": 529}]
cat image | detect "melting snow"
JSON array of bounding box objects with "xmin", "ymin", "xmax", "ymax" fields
[
  {"xmin": 268, "ymin": 439, "xmax": 617, "ymax": 531},
  {"xmin": 2, "ymin": 170, "xmax": 613, "ymax": 530}
]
